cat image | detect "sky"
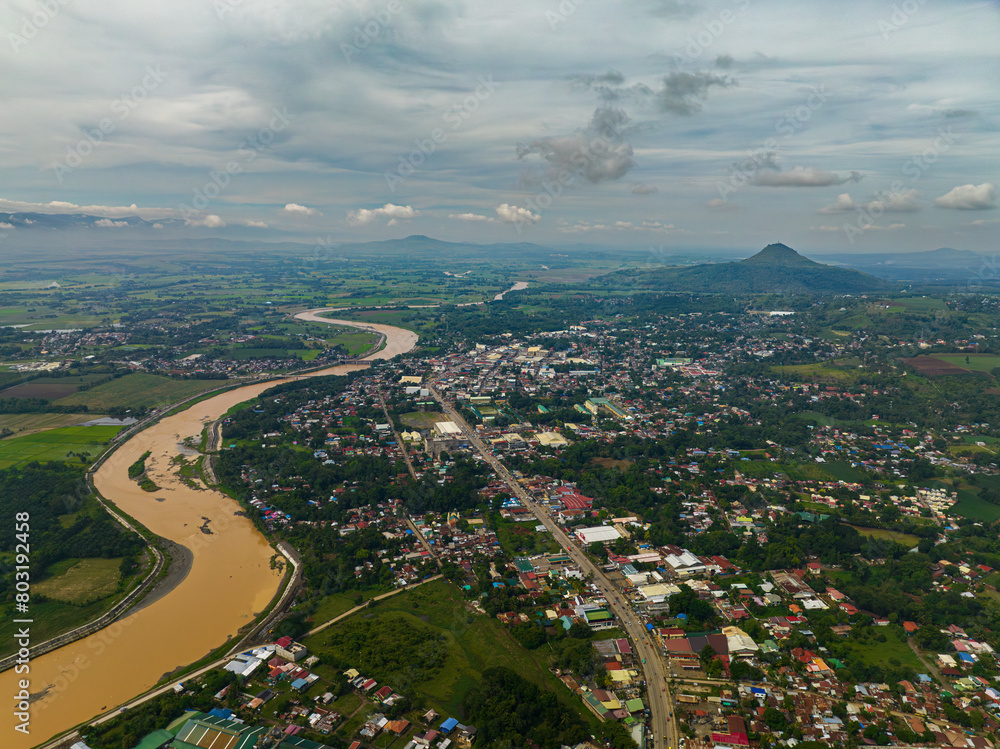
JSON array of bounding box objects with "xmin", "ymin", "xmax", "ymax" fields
[{"xmin": 1, "ymin": 0, "xmax": 998, "ymax": 254}]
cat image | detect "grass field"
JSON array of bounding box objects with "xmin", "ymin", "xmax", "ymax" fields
[
  {"xmin": 56, "ymin": 372, "xmax": 228, "ymax": 411},
  {"xmin": 824, "ymin": 460, "xmax": 869, "ymax": 483},
  {"xmin": 0, "ymin": 412, "xmax": 98, "ymax": 438},
  {"xmin": 399, "ymin": 411, "xmax": 448, "ymax": 429},
  {"xmin": 308, "ymin": 588, "xmax": 390, "ymax": 627},
  {"xmin": 0, "ymin": 424, "xmax": 123, "ymax": 468},
  {"xmin": 775, "ymin": 362, "xmax": 860, "ymax": 383},
  {"xmin": 494, "ymin": 519, "xmax": 562, "ymax": 556},
  {"xmin": 836, "ymin": 627, "xmax": 922, "ymax": 672},
  {"xmin": 303, "ymin": 579, "xmax": 594, "ymax": 722},
  {"xmin": 35, "ymin": 557, "xmax": 122, "ymax": 603},
  {"xmin": 0, "ymin": 598, "xmax": 115, "ymax": 659},
  {"xmin": 847, "ymin": 525, "xmax": 919, "ymax": 548},
  {"xmin": 934, "ymin": 354, "xmax": 1000, "ymax": 373},
  {"xmin": 949, "ymin": 487, "xmax": 1000, "ymax": 522}
]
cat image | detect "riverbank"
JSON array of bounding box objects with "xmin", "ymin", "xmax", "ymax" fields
[{"xmin": 1, "ymin": 313, "xmax": 418, "ymax": 749}]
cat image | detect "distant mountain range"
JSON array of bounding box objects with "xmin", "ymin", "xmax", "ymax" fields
[
  {"xmin": 601, "ymin": 243, "xmax": 895, "ymax": 294},
  {"xmin": 816, "ymin": 247, "xmax": 986, "ymax": 284},
  {"xmin": 0, "ymin": 212, "xmax": 988, "ymax": 287},
  {"xmin": 0, "ymin": 212, "xmax": 182, "ymax": 230}
]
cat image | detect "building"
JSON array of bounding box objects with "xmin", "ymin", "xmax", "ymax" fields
[
  {"xmin": 276, "ymin": 636, "xmax": 307, "ymax": 662},
  {"xmin": 575, "ymin": 526, "xmax": 622, "ymax": 545}
]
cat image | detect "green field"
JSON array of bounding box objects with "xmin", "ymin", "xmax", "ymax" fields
[
  {"xmin": 56, "ymin": 372, "xmax": 228, "ymax": 411},
  {"xmin": 0, "ymin": 424, "xmax": 123, "ymax": 468},
  {"xmin": 494, "ymin": 519, "xmax": 562, "ymax": 556},
  {"xmin": 949, "ymin": 487, "xmax": 1000, "ymax": 522},
  {"xmin": 399, "ymin": 411, "xmax": 448, "ymax": 429},
  {"xmin": 35, "ymin": 557, "xmax": 123, "ymax": 603},
  {"xmin": 775, "ymin": 362, "xmax": 860, "ymax": 383},
  {"xmin": 934, "ymin": 354, "xmax": 1000, "ymax": 373},
  {"xmin": 824, "ymin": 460, "xmax": 869, "ymax": 483},
  {"xmin": 303, "ymin": 579, "xmax": 594, "ymax": 722},
  {"xmin": 0, "ymin": 412, "xmax": 99, "ymax": 437},
  {"xmin": 847, "ymin": 525, "xmax": 919, "ymax": 548},
  {"xmin": 835, "ymin": 626, "xmax": 922, "ymax": 672},
  {"xmin": 889, "ymin": 297, "xmax": 948, "ymax": 312}
]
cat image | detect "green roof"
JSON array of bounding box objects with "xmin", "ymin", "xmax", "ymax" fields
[
  {"xmin": 585, "ymin": 610, "xmax": 612, "ymax": 622},
  {"xmin": 174, "ymin": 716, "xmax": 266, "ymax": 749},
  {"xmin": 625, "ymin": 698, "xmax": 645, "ymax": 712},
  {"xmin": 130, "ymin": 728, "xmax": 174, "ymax": 749},
  {"xmin": 583, "ymin": 692, "xmax": 610, "ymax": 715},
  {"xmin": 167, "ymin": 712, "xmax": 206, "ymax": 735},
  {"xmin": 514, "ymin": 558, "xmax": 534, "ymax": 573}
]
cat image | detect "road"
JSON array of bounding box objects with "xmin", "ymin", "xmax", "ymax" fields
[{"xmin": 428, "ymin": 386, "xmax": 678, "ymax": 749}]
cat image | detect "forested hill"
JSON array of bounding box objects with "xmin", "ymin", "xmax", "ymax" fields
[{"xmin": 600, "ymin": 243, "xmax": 895, "ymax": 294}]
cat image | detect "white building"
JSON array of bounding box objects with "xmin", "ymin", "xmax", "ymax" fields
[{"xmin": 575, "ymin": 526, "xmax": 622, "ymax": 544}]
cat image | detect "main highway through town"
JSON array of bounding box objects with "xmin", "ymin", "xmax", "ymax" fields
[{"xmin": 428, "ymin": 386, "xmax": 679, "ymax": 749}]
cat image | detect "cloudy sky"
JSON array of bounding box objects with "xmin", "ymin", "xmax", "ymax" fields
[{"xmin": 1, "ymin": 0, "xmax": 998, "ymax": 253}]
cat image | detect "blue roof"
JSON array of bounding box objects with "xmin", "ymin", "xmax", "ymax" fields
[
  {"xmin": 208, "ymin": 708, "xmax": 234, "ymax": 719},
  {"xmin": 291, "ymin": 678, "xmax": 309, "ymax": 689},
  {"xmin": 440, "ymin": 718, "xmax": 459, "ymax": 732}
]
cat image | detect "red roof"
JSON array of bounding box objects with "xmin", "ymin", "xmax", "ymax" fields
[{"xmin": 276, "ymin": 636, "xmax": 293, "ymax": 648}]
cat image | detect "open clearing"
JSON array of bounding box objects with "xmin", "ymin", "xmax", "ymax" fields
[
  {"xmin": 34, "ymin": 557, "xmax": 122, "ymax": 604},
  {"xmin": 399, "ymin": 411, "xmax": 449, "ymax": 429},
  {"xmin": 303, "ymin": 579, "xmax": 592, "ymax": 722},
  {"xmin": 0, "ymin": 412, "xmax": 98, "ymax": 438},
  {"xmin": 0, "ymin": 424, "xmax": 123, "ymax": 468},
  {"xmin": 934, "ymin": 354, "xmax": 1000, "ymax": 373},
  {"xmin": 847, "ymin": 525, "xmax": 919, "ymax": 548},
  {"xmin": 902, "ymin": 356, "xmax": 973, "ymax": 376},
  {"xmin": 55, "ymin": 372, "xmax": 228, "ymax": 411}
]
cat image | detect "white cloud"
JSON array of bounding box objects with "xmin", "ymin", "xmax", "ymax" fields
[
  {"xmin": 934, "ymin": 183, "xmax": 996, "ymax": 210},
  {"xmin": 754, "ymin": 166, "xmax": 862, "ymax": 187},
  {"xmin": 495, "ymin": 203, "xmax": 540, "ymax": 225},
  {"xmin": 817, "ymin": 193, "xmax": 856, "ymax": 213},
  {"xmin": 0, "ymin": 222, "xmax": 13, "ymax": 229},
  {"xmin": 95, "ymin": 218, "xmax": 128, "ymax": 228},
  {"xmin": 185, "ymin": 214, "xmax": 226, "ymax": 228},
  {"xmin": 347, "ymin": 203, "xmax": 418, "ymax": 226},
  {"xmin": 284, "ymin": 203, "xmax": 322, "ymax": 216},
  {"xmin": 242, "ymin": 219, "xmax": 270, "ymax": 228},
  {"xmin": 0, "ymin": 199, "xmax": 175, "ymax": 219},
  {"xmin": 449, "ymin": 213, "xmax": 497, "ymax": 223},
  {"xmin": 819, "ymin": 190, "xmax": 921, "ymax": 214}
]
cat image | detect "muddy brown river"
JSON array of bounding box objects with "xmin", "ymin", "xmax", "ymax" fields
[{"xmin": 2, "ymin": 313, "xmax": 416, "ymax": 748}]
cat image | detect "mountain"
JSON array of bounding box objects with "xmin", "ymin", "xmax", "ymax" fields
[
  {"xmin": 0, "ymin": 212, "xmax": 182, "ymax": 230},
  {"xmin": 814, "ymin": 247, "xmax": 983, "ymax": 284},
  {"xmin": 601, "ymin": 242, "xmax": 895, "ymax": 294}
]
